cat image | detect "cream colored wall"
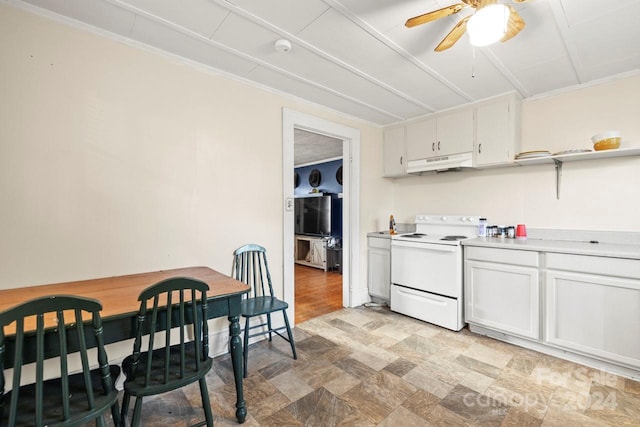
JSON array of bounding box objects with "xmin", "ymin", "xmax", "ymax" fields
[
  {"xmin": 0, "ymin": 4, "xmax": 388, "ymax": 321},
  {"xmin": 390, "ymin": 74, "xmax": 640, "ymax": 231}
]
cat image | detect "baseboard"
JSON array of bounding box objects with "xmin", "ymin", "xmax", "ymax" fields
[{"xmin": 469, "ymin": 324, "xmax": 640, "ymax": 381}]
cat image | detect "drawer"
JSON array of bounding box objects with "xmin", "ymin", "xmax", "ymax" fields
[
  {"xmin": 368, "ymin": 236, "xmax": 391, "ymax": 250},
  {"xmin": 465, "ymin": 246, "xmax": 538, "ymax": 267},
  {"xmin": 546, "ymin": 253, "xmax": 640, "ymax": 280},
  {"xmin": 390, "ymin": 285, "xmax": 462, "ymax": 331}
]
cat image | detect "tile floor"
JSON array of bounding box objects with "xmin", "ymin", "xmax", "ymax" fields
[{"xmin": 123, "ymin": 306, "xmax": 640, "ymax": 426}]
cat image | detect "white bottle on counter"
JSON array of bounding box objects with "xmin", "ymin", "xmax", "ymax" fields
[{"xmin": 478, "ymin": 218, "xmax": 487, "ymax": 237}]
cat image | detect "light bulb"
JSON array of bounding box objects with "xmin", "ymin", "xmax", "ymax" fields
[{"xmin": 468, "ymin": 4, "xmax": 510, "ymax": 47}]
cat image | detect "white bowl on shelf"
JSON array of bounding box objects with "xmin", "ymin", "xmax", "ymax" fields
[{"xmin": 591, "ymin": 131, "xmax": 622, "ymax": 151}]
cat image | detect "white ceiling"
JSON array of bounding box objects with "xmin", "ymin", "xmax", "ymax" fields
[
  {"xmin": 11, "ymin": 0, "xmax": 640, "ymax": 126},
  {"xmin": 294, "ymin": 129, "xmax": 342, "ymax": 166}
]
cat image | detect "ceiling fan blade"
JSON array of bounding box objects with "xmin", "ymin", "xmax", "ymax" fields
[
  {"xmin": 435, "ymin": 16, "xmax": 471, "ymax": 51},
  {"xmin": 501, "ymin": 5, "xmax": 526, "ymax": 42},
  {"xmin": 405, "ymin": 4, "xmax": 466, "ymax": 28}
]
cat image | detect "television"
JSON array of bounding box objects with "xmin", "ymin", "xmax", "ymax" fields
[{"xmin": 294, "ymin": 195, "xmax": 331, "ymax": 236}]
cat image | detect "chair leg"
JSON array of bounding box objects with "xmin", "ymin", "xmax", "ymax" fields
[
  {"xmin": 131, "ymin": 397, "xmax": 144, "ymax": 427},
  {"xmin": 282, "ymin": 309, "xmax": 297, "ymax": 360},
  {"xmin": 110, "ymin": 401, "xmax": 122, "ymax": 427},
  {"xmin": 120, "ymin": 391, "xmax": 131, "ymax": 426},
  {"xmin": 199, "ymin": 377, "xmax": 214, "ymax": 427},
  {"xmin": 266, "ymin": 313, "xmax": 273, "ymax": 342},
  {"xmin": 243, "ymin": 316, "xmax": 250, "ymax": 378}
]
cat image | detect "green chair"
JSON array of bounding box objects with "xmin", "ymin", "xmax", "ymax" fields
[
  {"xmin": 232, "ymin": 244, "xmax": 297, "ymax": 378},
  {"xmin": 120, "ymin": 277, "xmax": 213, "ymax": 427},
  {"xmin": 0, "ymin": 295, "xmax": 121, "ymax": 426}
]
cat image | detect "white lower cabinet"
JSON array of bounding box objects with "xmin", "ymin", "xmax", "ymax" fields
[
  {"xmin": 368, "ymin": 236, "xmax": 391, "ymax": 301},
  {"xmin": 464, "ymin": 245, "xmax": 640, "ymax": 377},
  {"xmin": 545, "ymin": 253, "xmax": 640, "ymax": 369},
  {"xmin": 465, "ymin": 247, "xmax": 540, "ymax": 339}
]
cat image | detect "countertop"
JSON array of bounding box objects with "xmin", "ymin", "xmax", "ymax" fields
[
  {"xmin": 368, "ymin": 223, "xmax": 416, "ymax": 239},
  {"xmin": 367, "ymin": 231, "xmax": 394, "ymax": 238},
  {"xmin": 463, "ymin": 237, "xmax": 640, "ymax": 260}
]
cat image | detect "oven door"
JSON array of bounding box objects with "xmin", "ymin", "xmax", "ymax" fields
[{"xmin": 391, "ymin": 239, "xmax": 462, "ymax": 298}]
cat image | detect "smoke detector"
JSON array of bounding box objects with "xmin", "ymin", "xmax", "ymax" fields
[{"xmin": 274, "ymin": 38, "xmax": 292, "ymax": 53}]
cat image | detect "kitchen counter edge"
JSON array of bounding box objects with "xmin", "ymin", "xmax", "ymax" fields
[{"xmin": 463, "ymin": 237, "xmax": 640, "ymax": 260}]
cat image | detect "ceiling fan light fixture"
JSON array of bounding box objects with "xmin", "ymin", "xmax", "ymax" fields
[{"xmin": 467, "ymin": 3, "xmax": 510, "ymax": 47}]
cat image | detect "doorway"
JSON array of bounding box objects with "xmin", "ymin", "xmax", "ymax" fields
[
  {"xmin": 293, "ymin": 130, "xmax": 344, "ymax": 323},
  {"xmin": 282, "ymin": 109, "xmax": 360, "ymax": 326}
]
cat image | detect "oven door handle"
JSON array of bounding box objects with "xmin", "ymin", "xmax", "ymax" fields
[{"xmin": 391, "ymin": 240, "xmax": 458, "ymax": 252}]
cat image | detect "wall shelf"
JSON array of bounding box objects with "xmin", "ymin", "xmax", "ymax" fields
[
  {"xmin": 514, "ymin": 147, "xmax": 640, "ymax": 166},
  {"xmin": 513, "ymin": 147, "xmax": 640, "ymax": 199}
]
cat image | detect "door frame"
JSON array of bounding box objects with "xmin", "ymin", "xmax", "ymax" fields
[{"xmin": 282, "ymin": 109, "xmax": 360, "ymax": 324}]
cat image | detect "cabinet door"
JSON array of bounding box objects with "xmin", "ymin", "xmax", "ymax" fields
[
  {"xmin": 465, "ymin": 260, "xmax": 540, "ymax": 339},
  {"xmin": 368, "ymin": 246, "xmax": 391, "ymax": 300},
  {"xmin": 310, "ymin": 239, "xmax": 326, "ymax": 270},
  {"xmin": 383, "ymin": 127, "xmax": 406, "ymax": 177},
  {"xmin": 437, "ymin": 109, "xmax": 474, "ymax": 156},
  {"xmin": 475, "ymin": 96, "xmax": 522, "ymax": 166},
  {"xmin": 406, "ymin": 118, "xmax": 437, "ymax": 161},
  {"xmin": 546, "ymin": 270, "xmax": 640, "ymax": 368},
  {"xmin": 475, "ymin": 98, "xmax": 510, "ymax": 166}
]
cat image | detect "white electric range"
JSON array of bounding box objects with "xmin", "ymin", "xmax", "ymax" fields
[{"xmin": 390, "ymin": 214, "xmax": 480, "ymax": 331}]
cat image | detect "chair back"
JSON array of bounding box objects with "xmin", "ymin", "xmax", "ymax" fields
[
  {"xmin": 0, "ymin": 295, "xmax": 118, "ymax": 426},
  {"xmin": 127, "ymin": 277, "xmax": 210, "ymax": 389},
  {"xmin": 232, "ymin": 244, "xmax": 275, "ymax": 299}
]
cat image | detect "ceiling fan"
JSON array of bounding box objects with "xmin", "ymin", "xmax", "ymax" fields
[{"xmin": 405, "ymin": 0, "xmax": 527, "ymax": 52}]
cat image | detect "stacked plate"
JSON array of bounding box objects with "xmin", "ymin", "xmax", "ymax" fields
[
  {"xmin": 515, "ymin": 150, "xmax": 551, "ymax": 160},
  {"xmin": 552, "ymin": 149, "xmax": 592, "ymax": 156}
]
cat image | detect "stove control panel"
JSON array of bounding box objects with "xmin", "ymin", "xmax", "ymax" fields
[{"xmin": 415, "ymin": 215, "xmax": 480, "ymax": 226}]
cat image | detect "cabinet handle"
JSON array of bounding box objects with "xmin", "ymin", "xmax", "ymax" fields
[
  {"xmin": 437, "ymin": 141, "xmax": 441, "ymax": 151},
  {"xmin": 478, "ymin": 143, "xmax": 482, "ymax": 154},
  {"xmin": 432, "ymin": 142, "xmax": 435, "ymax": 152},
  {"xmin": 400, "ymin": 156, "xmax": 403, "ymax": 165}
]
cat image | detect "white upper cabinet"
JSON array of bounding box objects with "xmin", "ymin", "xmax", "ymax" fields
[
  {"xmin": 474, "ymin": 93, "xmax": 522, "ymax": 167},
  {"xmin": 406, "ymin": 109, "xmax": 473, "ymax": 162},
  {"xmin": 383, "ymin": 126, "xmax": 406, "ymax": 177},
  {"xmin": 406, "ymin": 117, "xmax": 436, "ymax": 161},
  {"xmin": 382, "ymin": 92, "xmax": 524, "ymax": 177},
  {"xmin": 438, "ymin": 109, "xmax": 474, "ymax": 157}
]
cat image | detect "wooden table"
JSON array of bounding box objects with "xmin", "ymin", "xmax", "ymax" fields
[{"xmin": 0, "ymin": 266, "xmax": 250, "ymax": 423}]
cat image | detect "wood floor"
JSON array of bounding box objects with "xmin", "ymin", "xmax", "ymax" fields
[{"xmin": 294, "ymin": 264, "xmax": 343, "ymax": 324}]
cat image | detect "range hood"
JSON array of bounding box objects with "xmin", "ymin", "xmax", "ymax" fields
[{"xmin": 406, "ymin": 152, "xmax": 473, "ymax": 174}]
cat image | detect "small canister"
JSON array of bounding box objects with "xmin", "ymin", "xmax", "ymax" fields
[
  {"xmin": 507, "ymin": 226, "xmax": 516, "ymax": 238},
  {"xmin": 498, "ymin": 226, "xmax": 507, "ymax": 238}
]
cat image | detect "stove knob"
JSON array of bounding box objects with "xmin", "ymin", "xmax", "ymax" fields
[
  {"xmin": 461, "ymin": 217, "xmax": 468, "ymax": 222},
  {"xmin": 441, "ymin": 216, "xmax": 447, "ymax": 221}
]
